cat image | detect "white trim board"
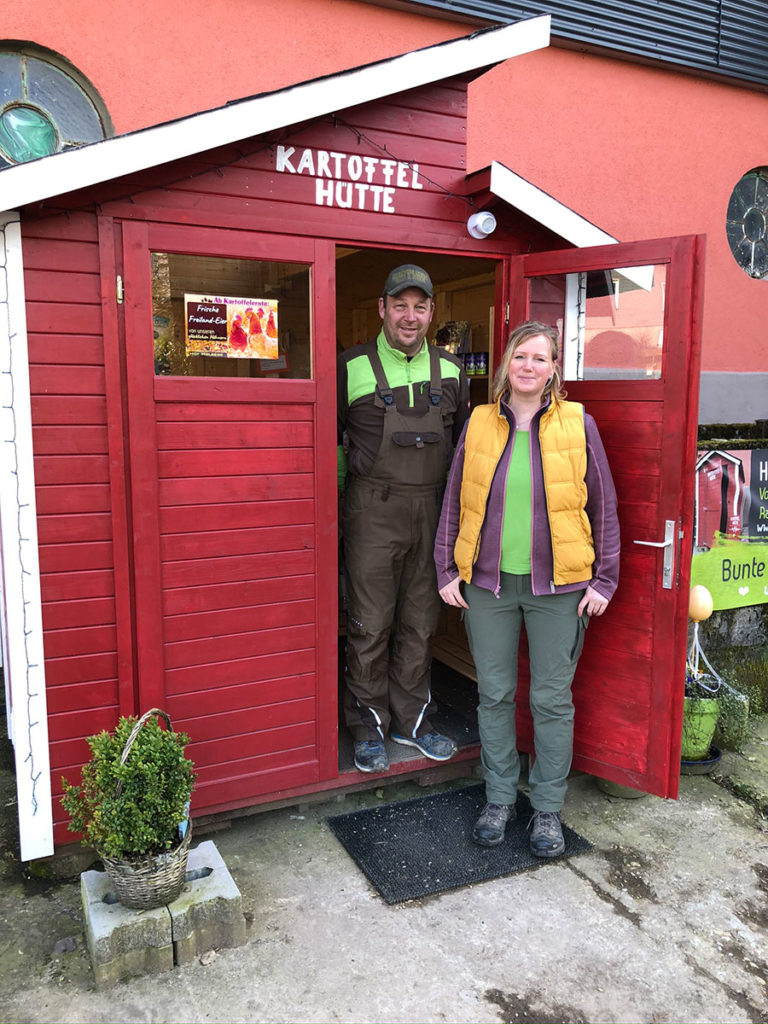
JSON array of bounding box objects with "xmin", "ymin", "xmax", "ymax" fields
[
  {"xmin": 0, "ymin": 213, "xmax": 53, "ymax": 861},
  {"xmin": 483, "ymin": 162, "xmax": 618, "ymax": 247},
  {"xmin": 0, "ymin": 18, "xmax": 550, "ymax": 213}
]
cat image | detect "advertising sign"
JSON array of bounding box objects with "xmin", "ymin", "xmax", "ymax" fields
[
  {"xmin": 185, "ymin": 294, "xmax": 278, "ymax": 359},
  {"xmin": 691, "ymin": 448, "xmax": 768, "ymax": 609}
]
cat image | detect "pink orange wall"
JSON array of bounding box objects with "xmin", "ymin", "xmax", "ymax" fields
[
  {"xmin": 6, "ymin": 0, "xmax": 768, "ymax": 376},
  {"xmin": 468, "ymin": 49, "xmax": 768, "ymax": 374}
]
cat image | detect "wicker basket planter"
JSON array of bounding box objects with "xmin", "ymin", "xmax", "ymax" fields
[
  {"xmin": 102, "ymin": 822, "xmax": 193, "ymax": 910},
  {"xmin": 62, "ymin": 708, "xmax": 195, "ymax": 911}
]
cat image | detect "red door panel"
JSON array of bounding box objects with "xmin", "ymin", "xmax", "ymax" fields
[
  {"xmin": 508, "ymin": 235, "xmax": 704, "ymax": 798},
  {"xmin": 120, "ymin": 221, "xmax": 337, "ymax": 816}
]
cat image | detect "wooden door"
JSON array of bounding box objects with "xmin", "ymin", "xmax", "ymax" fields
[
  {"xmin": 508, "ymin": 235, "xmax": 704, "ymax": 798},
  {"xmin": 121, "ymin": 221, "xmax": 337, "ymax": 815}
]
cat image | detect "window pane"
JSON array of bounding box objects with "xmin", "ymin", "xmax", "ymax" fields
[
  {"xmin": 152, "ymin": 253, "xmax": 311, "ymax": 379},
  {"xmin": 529, "ymin": 264, "xmax": 666, "ymax": 380},
  {"xmin": 26, "ymin": 57, "xmax": 104, "ymax": 142}
]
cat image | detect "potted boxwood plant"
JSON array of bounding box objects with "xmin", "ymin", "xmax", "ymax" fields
[{"xmin": 62, "ymin": 708, "xmax": 196, "ymax": 909}]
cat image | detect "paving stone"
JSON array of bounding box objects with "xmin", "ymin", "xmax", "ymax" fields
[
  {"xmin": 80, "ymin": 870, "xmax": 173, "ymax": 989},
  {"xmin": 168, "ymin": 840, "xmax": 247, "ymax": 965}
]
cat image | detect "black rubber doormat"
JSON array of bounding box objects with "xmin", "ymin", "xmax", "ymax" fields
[{"xmin": 327, "ymin": 783, "xmax": 592, "ymax": 905}]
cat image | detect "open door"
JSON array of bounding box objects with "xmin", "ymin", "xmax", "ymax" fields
[{"xmin": 508, "ymin": 235, "xmax": 705, "ymax": 798}]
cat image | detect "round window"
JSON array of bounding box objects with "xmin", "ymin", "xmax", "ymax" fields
[
  {"xmin": 726, "ymin": 168, "xmax": 768, "ymax": 279},
  {"xmin": 0, "ymin": 47, "xmax": 111, "ymax": 167}
]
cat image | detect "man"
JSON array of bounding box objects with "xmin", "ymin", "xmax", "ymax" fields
[{"xmin": 337, "ymin": 264, "xmax": 470, "ymax": 773}]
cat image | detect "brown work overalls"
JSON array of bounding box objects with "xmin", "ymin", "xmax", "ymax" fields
[{"xmin": 342, "ymin": 345, "xmax": 448, "ymax": 743}]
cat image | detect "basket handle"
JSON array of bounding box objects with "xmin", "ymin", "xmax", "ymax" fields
[{"xmin": 115, "ymin": 708, "xmax": 174, "ymax": 794}]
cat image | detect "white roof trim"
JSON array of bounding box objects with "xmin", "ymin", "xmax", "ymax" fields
[
  {"xmin": 0, "ymin": 17, "xmax": 550, "ymax": 213},
  {"xmin": 486, "ymin": 161, "xmax": 618, "ymax": 248}
]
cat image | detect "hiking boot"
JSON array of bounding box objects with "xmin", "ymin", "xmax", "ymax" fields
[
  {"xmin": 353, "ymin": 739, "xmax": 389, "ymax": 773},
  {"xmin": 390, "ymin": 731, "xmax": 457, "ymax": 761},
  {"xmin": 472, "ymin": 802, "xmax": 517, "ymax": 847},
  {"xmin": 528, "ymin": 810, "xmax": 565, "ymax": 858}
]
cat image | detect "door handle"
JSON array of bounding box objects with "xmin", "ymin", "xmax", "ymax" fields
[{"xmin": 634, "ymin": 520, "xmax": 676, "ymax": 589}]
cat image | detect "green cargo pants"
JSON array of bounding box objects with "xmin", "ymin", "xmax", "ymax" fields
[{"xmin": 463, "ymin": 573, "xmax": 588, "ymax": 810}]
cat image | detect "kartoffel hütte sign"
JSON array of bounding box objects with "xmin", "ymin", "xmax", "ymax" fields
[{"xmin": 274, "ymin": 145, "xmax": 424, "ymax": 213}]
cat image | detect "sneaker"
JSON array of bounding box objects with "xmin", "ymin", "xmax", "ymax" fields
[
  {"xmin": 528, "ymin": 810, "xmax": 565, "ymax": 858},
  {"xmin": 390, "ymin": 730, "xmax": 457, "ymax": 761},
  {"xmin": 472, "ymin": 802, "xmax": 517, "ymax": 847},
  {"xmin": 353, "ymin": 739, "xmax": 389, "ymax": 774}
]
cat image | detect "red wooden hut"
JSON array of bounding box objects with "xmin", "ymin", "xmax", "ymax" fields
[{"xmin": 0, "ymin": 19, "xmax": 704, "ymax": 858}]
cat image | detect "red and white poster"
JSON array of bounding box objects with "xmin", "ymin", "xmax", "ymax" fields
[{"xmin": 184, "ymin": 294, "xmax": 279, "ymax": 359}]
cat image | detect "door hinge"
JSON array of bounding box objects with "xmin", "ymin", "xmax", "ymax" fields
[
  {"xmin": 116, "ymin": 275, "xmax": 124, "ymax": 304},
  {"xmin": 504, "ymin": 301, "xmax": 509, "ymax": 325}
]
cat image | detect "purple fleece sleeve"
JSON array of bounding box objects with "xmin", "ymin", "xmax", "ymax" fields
[
  {"xmin": 434, "ymin": 421, "xmax": 469, "ymax": 590},
  {"xmin": 584, "ymin": 413, "xmax": 621, "ymax": 600}
]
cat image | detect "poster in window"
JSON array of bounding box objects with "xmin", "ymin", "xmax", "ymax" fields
[{"xmin": 184, "ymin": 294, "xmax": 278, "ymax": 359}]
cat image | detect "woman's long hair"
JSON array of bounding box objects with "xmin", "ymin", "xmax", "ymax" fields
[{"xmin": 491, "ymin": 320, "xmax": 566, "ymax": 406}]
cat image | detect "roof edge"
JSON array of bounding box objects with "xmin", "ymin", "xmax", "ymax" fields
[{"xmin": 0, "ymin": 16, "xmax": 550, "ymax": 213}]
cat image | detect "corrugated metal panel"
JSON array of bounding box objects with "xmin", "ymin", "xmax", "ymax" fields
[{"xmin": 397, "ymin": 0, "xmax": 768, "ymax": 87}]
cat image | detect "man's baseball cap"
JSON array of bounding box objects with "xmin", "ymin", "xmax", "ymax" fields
[{"xmin": 382, "ymin": 264, "xmax": 434, "ymax": 299}]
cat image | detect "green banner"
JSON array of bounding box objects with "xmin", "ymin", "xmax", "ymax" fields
[{"xmin": 691, "ymin": 533, "xmax": 768, "ymax": 610}]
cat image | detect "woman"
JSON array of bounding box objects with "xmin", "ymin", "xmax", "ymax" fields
[{"xmin": 434, "ymin": 321, "xmax": 620, "ymax": 856}]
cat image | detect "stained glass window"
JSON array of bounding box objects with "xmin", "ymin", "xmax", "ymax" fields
[
  {"xmin": 0, "ymin": 48, "xmax": 110, "ymax": 168},
  {"xmin": 726, "ymin": 169, "xmax": 768, "ymax": 279}
]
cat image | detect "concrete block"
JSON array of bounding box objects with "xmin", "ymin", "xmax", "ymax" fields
[
  {"xmin": 168, "ymin": 840, "xmax": 247, "ymax": 966},
  {"xmin": 80, "ymin": 870, "xmax": 173, "ymax": 989}
]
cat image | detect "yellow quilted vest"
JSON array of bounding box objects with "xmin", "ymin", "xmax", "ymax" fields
[{"xmin": 454, "ymin": 400, "xmax": 594, "ymax": 585}]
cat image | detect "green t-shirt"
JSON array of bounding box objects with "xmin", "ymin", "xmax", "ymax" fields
[{"xmin": 500, "ymin": 430, "xmax": 532, "ymax": 575}]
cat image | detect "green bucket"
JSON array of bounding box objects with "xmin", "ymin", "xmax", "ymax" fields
[{"xmin": 681, "ymin": 696, "xmax": 720, "ymax": 761}]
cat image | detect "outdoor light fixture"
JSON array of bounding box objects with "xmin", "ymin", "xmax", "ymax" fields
[{"xmin": 467, "ymin": 211, "xmax": 497, "ymax": 238}]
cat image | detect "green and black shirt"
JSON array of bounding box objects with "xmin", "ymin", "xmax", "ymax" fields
[{"xmin": 337, "ymin": 331, "xmax": 470, "ymax": 488}]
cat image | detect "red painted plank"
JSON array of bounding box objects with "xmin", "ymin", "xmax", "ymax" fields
[
  {"xmin": 165, "ymin": 650, "xmax": 314, "ymax": 694},
  {"xmin": 40, "ymin": 569, "xmax": 114, "ymax": 602},
  {"xmin": 161, "ymin": 549, "xmax": 314, "ymax": 589},
  {"xmin": 156, "ymin": 420, "xmax": 313, "ymax": 449},
  {"xmin": 21, "ymin": 237, "xmax": 100, "ymax": 273},
  {"xmin": 35, "ymin": 484, "xmax": 111, "ymax": 515},
  {"xmin": 197, "ymin": 746, "xmax": 317, "ymax": 785},
  {"xmin": 26, "ymin": 302, "xmax": 102, "ymax": 336},
  {"xmin": 25, "ymin": 268, "xmax": 102, "ymax": 304},
  {"xmin": 156, "ymin": 403, "xmax": 313, "ymax": 422},
  {"xmin": 34, "ymin": 455, "xmax": 110, "ymax": 485},
  {"xmin": 161, "ymin": 524, "xmax": 313, "ymax": 561},
  {"xmin": 159, "ymin": 475, "xmax": 313, "ymax": 507},
  {"xmin": 163, "ymin": 574, "xmax": 313, "ymax": 616},
  {"xmin": 32, "ymin": 426, "xmax": 109, "ymax": 456},
  {"xmin": 165, "ymin": 623, "xmax": 315, "ymax": 669},
  {"xmin": 42, "ymin": 596, "xmax": 116, "ymax": 630},
  {"xmin": 37, "ymin": 512, "xmax": 112, "ymax": 544},
  {"xmin": 44, "ymin": 624, "xmax": 117, "ymax": 659},
  {"xmin": 158, "ymin": 448, "xmax": 313, "ymax": 478},
  {"xmin": 39, "ymin": 541, "xmax": 113, "ymax": 573},
  {"xmin": 154, "ymin": 376, "xmax": 315, "ymax": 405},
  {"xmin": 22, "ymin": 211, "xmax": 98, "ymax": 244},
  {"xmin": 191, "ymin": 762, "xmax": 319, "ymax": 808},
  {"xmin": 172, "ymin": 697, "xmax": 316, "ymax": 743},
  {"xmin": 45, "ymin": 678, "xmax": 118, "ymax": 715},
  {"xmin": 159, "ymin": 499, "xmax": 313, "ymax": 531},
  {"xmin": 30, "ymin": 366, "xmax": 106, "ymax": 396},
  {"xmin": 164, "ymin": 598, "xmax": 314, "ymax": 642},
  {"xmin": 45, "ymin": 652, "xmax": 118, "ymax": 688},
  {"xmin": 31, "ymin": 395, "xmax": 107, "ymax": 425},
  {"xmin": 28, "ymin": 335, "xmax": 105, "ymax": 366},
  {"xmin": 167, "ymin": 676, "xmax": 316, "ymax": 719}
]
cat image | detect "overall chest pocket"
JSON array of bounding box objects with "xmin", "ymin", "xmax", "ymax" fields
[{"xmin": 391, "ymin": 431, "xmax": 442, "ymax": 449}]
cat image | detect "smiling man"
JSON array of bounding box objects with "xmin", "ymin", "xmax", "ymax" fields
[{"xmin": 337, "ymin": 264, "xmax": 470, "ymax": 773}]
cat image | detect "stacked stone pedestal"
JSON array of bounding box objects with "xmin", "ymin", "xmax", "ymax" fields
[{"xmin": 81, "ymin": 840, "xmax": 246, "ymax": 988}]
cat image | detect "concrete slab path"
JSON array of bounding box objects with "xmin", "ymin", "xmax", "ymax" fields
[{"xmin": 1, "ymin": 720, "xmax": 767, "ymax": 1023}]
